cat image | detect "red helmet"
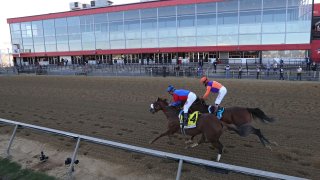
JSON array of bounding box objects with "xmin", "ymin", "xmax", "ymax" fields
[{"xmin": 200, "ymin": 76, "xmax": 208, "ymax": 84}]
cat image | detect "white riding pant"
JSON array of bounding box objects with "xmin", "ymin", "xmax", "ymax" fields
[
  {"xmin": 215, "ymin": 86, "xmax": 227, "ymax": 105},
  {"xmin": 183, "ymin": 92, "xmax": 197, "ymax": 113}
]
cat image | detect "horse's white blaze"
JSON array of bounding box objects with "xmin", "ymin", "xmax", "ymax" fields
[
  {"xmin": 216, "ymin": 154, "xmax": 221, "ymax": 162},
  {"xmin": 150, "ymin": 104, "xmax": 154, "ymax": 109}
]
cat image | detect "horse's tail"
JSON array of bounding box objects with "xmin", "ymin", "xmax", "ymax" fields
[{"xmin": 247, "ymin": 108, "xmax": 275, "ymax": 123}]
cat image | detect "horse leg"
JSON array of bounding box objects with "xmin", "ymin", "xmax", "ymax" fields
[
  {"xmin": 185, "ymin": 135, "xmax": 196, "ymax": 144},
  {"xmin": 149, "ymin": 130, "xmax": 173, "ymax": 144},
  {"xmin": 187, "ymin": 134, "xmax": 205, "ymax": 149},
  {"xmin": 238, "ymin": 125, "xmax": 272, "ymax": 148},
  {"xmin": 211, "ymin": 140, "xmax": 223, "ymax": 162}
]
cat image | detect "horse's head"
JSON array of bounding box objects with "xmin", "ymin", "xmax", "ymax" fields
[{"xmin": 149, "ymin": 97, "xmax": 169, "ymax": 114}]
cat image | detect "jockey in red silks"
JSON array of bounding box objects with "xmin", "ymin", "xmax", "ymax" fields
[
  {"xmin": 200, "ymin": 76, "xmax": 227, "ymax": 119},
  {"xmin": 166, "ymin": 85, "xmax": 197, "ymax": 129}
]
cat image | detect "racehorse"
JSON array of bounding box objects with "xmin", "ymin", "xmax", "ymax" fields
[
  {"xmin": 149, "ymin": 98, "xmax": 224, "ymax": 161},
  {"xmin": 189, "ymin": 98, "xmax": 275, "ymax": 147}
]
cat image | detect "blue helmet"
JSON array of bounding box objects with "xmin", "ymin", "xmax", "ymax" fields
[{"xmin": 166, "ymin": 85, "xmax": 175, "ymax": 92}]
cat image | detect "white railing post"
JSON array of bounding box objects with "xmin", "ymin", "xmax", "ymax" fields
[
  {"xmin": 6, "ymin": 124, "xmax": 18, "ymax": 157},
  {"xmin": 176, "ymin": 159, "xmax": 183, "ymax": 180},
  {"xmin": 69, "ymin": 137, "xmax": 81, "ymax": 176}
]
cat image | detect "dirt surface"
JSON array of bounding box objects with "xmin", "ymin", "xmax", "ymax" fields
[{"xmin": 0, "ymin": 76, "xmax": 319, "ymax": 179}]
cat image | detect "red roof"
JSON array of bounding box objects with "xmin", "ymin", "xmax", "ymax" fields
[{"xmin": 7, "ymin": 0, "xmax": 223, "ymax": 23}]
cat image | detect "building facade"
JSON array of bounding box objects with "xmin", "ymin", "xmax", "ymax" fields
[{"xmin": 7, "ymin": 0, "xmax": 315, "ymax": 66}]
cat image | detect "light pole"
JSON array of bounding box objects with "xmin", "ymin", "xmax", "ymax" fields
[{"xmin": 7, "ymin": 48, "xmax": 11, "ymax": 67}]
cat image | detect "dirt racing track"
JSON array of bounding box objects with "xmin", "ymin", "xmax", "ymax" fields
[{"xmin": 0, "ymin": 76, "xmax": 319, "ymax": 179}]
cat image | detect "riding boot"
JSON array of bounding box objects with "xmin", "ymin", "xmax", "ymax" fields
[
  {"xmin": 183, "ymin": 113, "xmax": 189, "ymax": 127},
  {"xmin": 216, "ymin": 107, "xmax": 223, "ymax": 120}
]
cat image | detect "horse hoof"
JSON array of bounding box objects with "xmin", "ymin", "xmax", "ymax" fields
[
  {"xmin": 271, "ymin": 141, "xmax": 279, "ymax": 146},
  {"xmin": 190, "ymin": 143, "xmax": 198, "ymax": 148},
  {"xmin": 266, "ymin": 145, "xmax": 272, "ymax": 151}
]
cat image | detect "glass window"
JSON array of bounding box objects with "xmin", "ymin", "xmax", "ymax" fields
[
  {"xmin": 197, "ymin": 36, "xmax": 216, "ymax": 46},
  {"xmin": 43, "ymin": 20, "xmax": 55, "ymax": 36},
  {"xmin": 197, "ymin": 27, "xmax": 217, "ymax": 36},
  {"xmin": 32, "ymin": 21, "xmax": 43, "ymax": 30},
  {"xmin": 57, "ymin": 43, "xmax": 69, "ymax": 51},
  {"xmin": 55, "ymin": 26, "xmax": 68, "ymax": 35},
  {"xmin": 56, "ymin": 35, "xmax": 68, "ymax": 43},
  {"xmin": 158, "ymin": 17, "xmax": 176, "ymax": 28},
  {"xmin": 159, "ymin": 38, "xmax": 177, "ymax": 47},
  {"xmin": 33, "ymin": 37, "xmax": 44, "ymax": 44},
  {"xmin": 288, "ymin": 0, "xmax": 302, "ymax": 7},
  {"xmin": 159, "ymin": 29, "xmax": 177, "ymax": 38},
  {"xmin": 158, "ymin": 6, "xmax": 176, "ymax": 17},
  {"xmin": 124, "ymin": 10, "xmax": 140, "ymax": 20},
  {"xmin": 45, "ymin": 44, "xmax": 57, "ymax": 52},
  {"xmin": 262, "ymin": 22, "xmax": 285, "ymax": 33},
  {"xmin": 32, "ymin": 27, "xmax": 44, "ymax": 37},
  {"xmin": 218, "ymin": 25, "xmax": 238, "ymax": 35},
  {"xmin": 69, "ymin": 43, "xmax": 82, "ymax": 51},
  {"xmin": 21, "ymin": 22, "xmax": 32, "ymax": 31},
  {"xmin": 262, "ymin": 33, "xmax": 285, "ymax": 44},
  {"xmin": 239, "ymin": 34, "xmax": 261, "ymax": 45},
  {"xmin": 218, "ymin": 13, "xmax": 238, "ymax": 24},
  {"xmin": 217, "ymin": 35, "xmax": 238, "ymax": 45},
  {"xmin": 141, "ymin": 8, "xmax": 157, "ymax": 18},
  {"xmin": 126, "ymin": 39, "xmax": 141, "ymax": 48},
  {"xmin": 286, "ymin": 33, "xmax": 310, "ymax": 44},
  {"xmin": 125, "ymin": 31, "xmax": 141, "ymax": 39},
  {"xmin": 263, "ymin": 9, "xmax": 286, "ymax": 22},
  {"xmin": 197, "ymin": 2, "xmax": 216, "ymax": 14},
  {"xmin": 240, "ymin": 11, "xmax": 261, "ymax": 24},
  {"xmin": 80, "ymin": 15, "xmax": 94, "ymax": 24},
  {"xmin": 124, "ymin": 20, "xmax": 140, "ymax": 31},
  {"xmin": 142, "ymin": 38, "xmax": 158, "ymax": 48},
  {"xmin": 82, "ymin": 42, "xmax": 95, "ymax": 50},
  {"xmin": 178, "ymin": 16, "xmax": 195, "ymax": 27},
  {"xmin": 240, "ymin": 0, "xmax": 262, "ymax": 11},
  {"xmin": 178, "ymin": 37, "xmax": 196, "ymax": 47},
  {"xmin": 217, "ymin": 0, "xmax": 238, "ymax": 12},
  {"xmin": 109, "ymin": 12, "xmax": 123, "ymax": 21},
  {"xmin": 96, "ymin": 41, "xmax": 109, "ymax": 49},
  {"xmin": 34, "ymin": 44, "xmax": 45, "ymax": 52},
  {"xmin": 141, "ymin": 19, "xmax": 157, "ymax": 29},
  {"xmin": 67, "ymin": 16, "xmax": 80, "ymax": 26},
  {"xmin": 68, "ymin": 25, "xmax": 81, "ymax": 34},
  {"xmin": 239, "ymin": 23, "xmax": 261, "ymax": 34},
  {"xmin": 141, "ymin": 30, "xmax": 157, "ymax": 38},
  {"xmin": 94, "ymin": 13, "xmax": 108, "ymax": 23},
  {"xmin": 55, "ymin": 18, "xmax": 67, "ymax": 27},
  {"xmin": 197, "ymin": 14, "xmax": 216, "ymax": 26},
  {"xmin": 44, "ymin": 36, "xmax": 56, "ymax": 44},
  {"xmin": 263, "ymin": 0, "xmax": 286, "ymax": 9},
  {"xmin": 109, "ymin": 22, "xmax": 123, "ymax": 32},
  {"xmin": 177, "ymin": 28, "xmax": 196, "ymax": 37},
  {"xmin": 11, "ymin": 23, "xmax": 21, "ymax": 31},
  {"xmin": 177, "ymin": 4, "xmax": 195, "ymax": 16},
  {"xmin": 110, "ymin": 40, "xmax": 125, "ymax": 49}
]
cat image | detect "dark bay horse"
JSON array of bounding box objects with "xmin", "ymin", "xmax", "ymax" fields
[
  {"xmin": 149, "ymin": 98, "xmax": 224, "ymax": 161},
  {"xmin": 189, "ymin": 98, "xmax": 275, "ymax": 147}
]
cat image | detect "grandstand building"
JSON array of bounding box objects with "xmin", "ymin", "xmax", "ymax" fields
[{"xmin": 6, "ymin": 0, "xmax": 320, "ymax": 66}]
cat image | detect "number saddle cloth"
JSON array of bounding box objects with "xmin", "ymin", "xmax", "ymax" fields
[{"xmin": 178, "ymin": 111, "xmax": 200, "ymax": 129}]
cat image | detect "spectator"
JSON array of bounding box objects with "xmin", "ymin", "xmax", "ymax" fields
[
  {"xmin": 297, "ymin": 66, "xmax": 302, "ymax": 81},
  {"xmin": 256, "ymin": 65, "xmax": 260, "ymax": 79},
  {"xmin": 273, "ymin": 62, "xmax": 278, "ymax": 74},
  {"xmin": 199, "ymin": 59, "xmax": 204, "ymax": 68},
  {"xmin": 280, "ymin": 58, "xmax": 284, "ymax": 68},
  {"xmin": 311, "ymin": 62, "xmax": 318, "ymax": 78},
  {"xmin": 306, "ymin": 57, "xmax": 311, "ymax": 71},
  {"xmin": 162, "ymin": 66, "xmax": 166, "ymax": 77},
  {"xmin": 238, "ymin": 66, "xmax": 242, "ymax": 79},
  {"xmin": 225, "ymin": 64, "xmax": 230, "ymax": 78},
  {"xmin": 266, "ymin": 61, "xmax": 271, "ymax": 77},
  {"xmin": 213, "ymin": 60, "xmax": 217, "ymax": 73},
  {"xmin": 279, "ymin": 67, "xmax": 284, "ymax": 80}
]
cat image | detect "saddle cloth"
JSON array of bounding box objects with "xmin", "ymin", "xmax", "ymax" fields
[{"xmin": 178, "ymin": 111, "xmax": 200, "ymax": 129}]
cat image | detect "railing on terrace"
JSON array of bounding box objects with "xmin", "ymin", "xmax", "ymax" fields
[
  {"xmin": 0, "ymin": 118, "xmax": 307, "ymax": 180},
  {"xmin": 0, "ymin": 63, "xmax": 319, "ymax": 81}
]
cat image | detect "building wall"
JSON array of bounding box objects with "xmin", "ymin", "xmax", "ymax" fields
[{"xmin": 8, "ymin": 0, "xmax": 312, "ymax": 56}]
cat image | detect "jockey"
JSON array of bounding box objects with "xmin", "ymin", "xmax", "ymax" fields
[
  {"xmin": 166, "ymin": 85, "xmax": 197, "ymax": 129},
  {"xmin": 200, "ymin": 76, "xmax": 227, "ymax": 119}
]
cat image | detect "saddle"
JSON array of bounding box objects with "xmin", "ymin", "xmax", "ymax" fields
[
  {"xmin": 178, "ymin": 111, "xmax": 200, "ymax": 129},
  {"xmin": 208, "ymin": 106, "xmax": 225, "ymax": 120}
]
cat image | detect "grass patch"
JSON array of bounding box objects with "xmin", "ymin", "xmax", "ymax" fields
[{"xmin": 0, "ymin": 158, "xmax": 55, "ymax": 180}]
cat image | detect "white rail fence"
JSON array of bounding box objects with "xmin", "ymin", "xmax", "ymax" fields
[{"xmin": 0, "ymin": 118, "xmax": 306, "ymax": 180}]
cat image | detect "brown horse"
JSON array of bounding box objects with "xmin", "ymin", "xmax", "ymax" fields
[
  {"xmin": 149, "ymin": 98, "xmax": 224, "ymax": 161},
  {"xmin": 188, "ymin": 98, "xmax": 275, "ymax": 147}
]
